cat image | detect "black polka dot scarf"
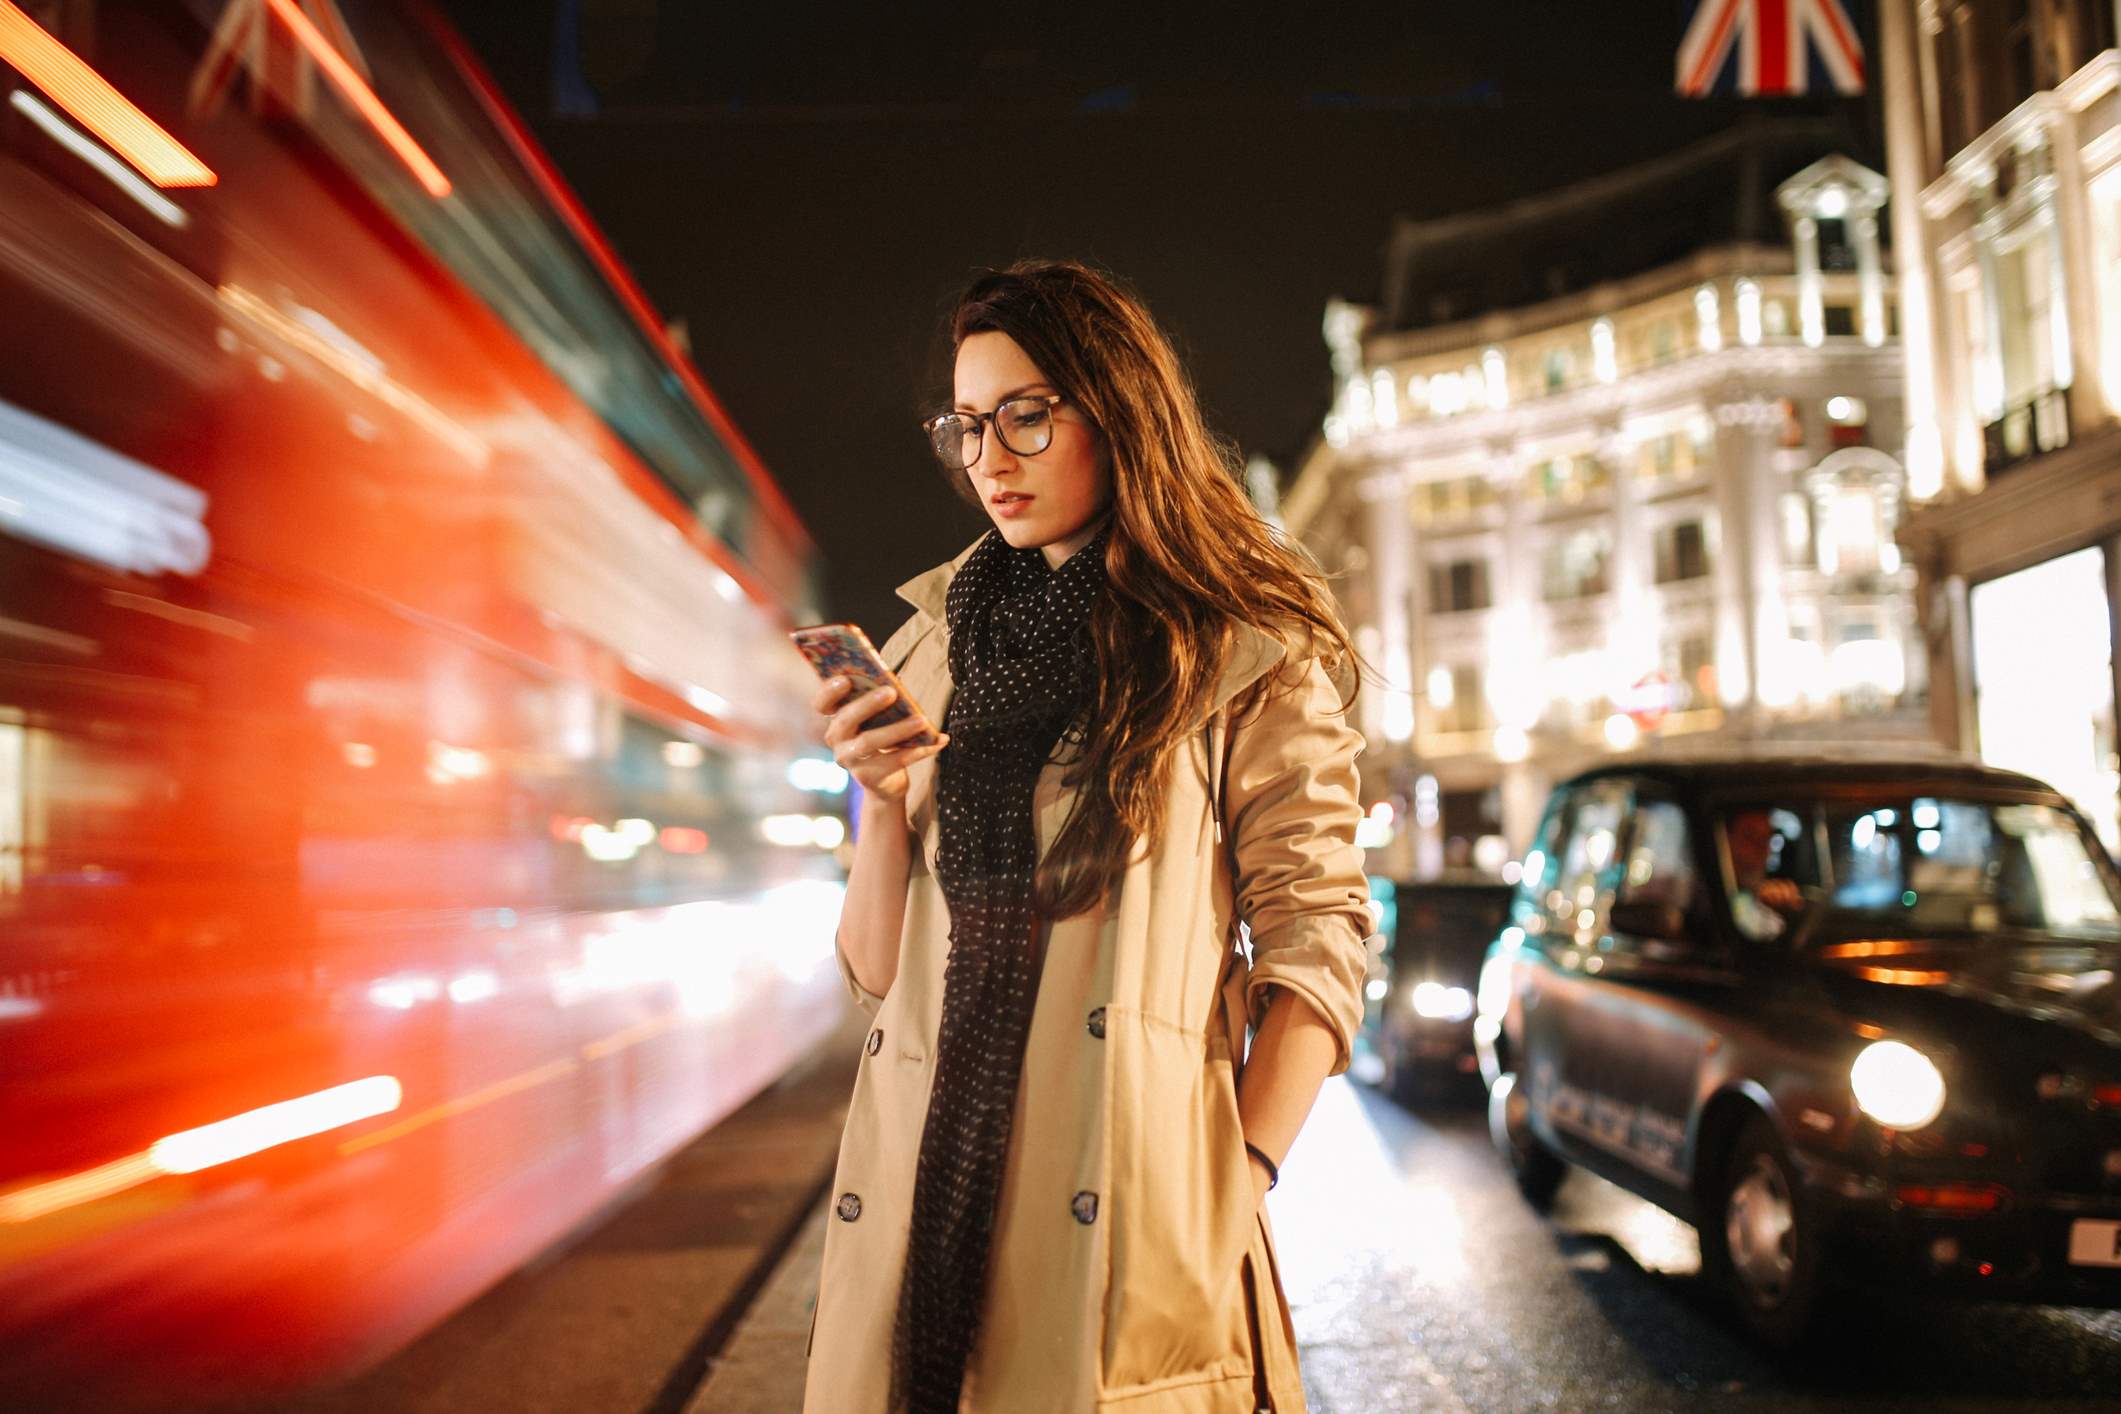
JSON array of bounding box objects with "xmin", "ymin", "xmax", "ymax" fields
[{"xmin": 890, "ymin": 523, "xmax": 1109, "ymax": 1412}]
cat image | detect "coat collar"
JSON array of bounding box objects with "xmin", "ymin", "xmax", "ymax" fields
[{"xmin": 894, "ymin": 538, "xmax": 1303, "ymax": 718}]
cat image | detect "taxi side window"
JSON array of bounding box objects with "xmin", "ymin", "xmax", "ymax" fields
[
  {"xmin": 1544, "ymin": 779, "xmax": 1629, "ymax": 940},
  {"xmin": 1510, "ymin": 798, "xmax": 1572, "ymax": 939},
  {"xmin": 1619, "ymin": 799, "xmax": 1699, "ymax": 914}
]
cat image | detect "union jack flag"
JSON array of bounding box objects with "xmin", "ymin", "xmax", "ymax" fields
[{"xmin": 1676, "ymin": 0, "xmax": 1866, "ymax": 97}]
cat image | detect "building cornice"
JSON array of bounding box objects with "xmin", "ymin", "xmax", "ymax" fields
[
  {"xmin": 1365, "ymin": 243, "xmax": 1796, "ymax": 364},
  {"xmin": 1345, "ymin": 341, "xmax": 1903, "ymax": 465},
  {"xmin": 1899, "ymin": 426, "xmax": 2121, "ymax": 580},
  {"xmin": 1921, "ymin": 51, "xmax": 2121, "ymax": 222}
]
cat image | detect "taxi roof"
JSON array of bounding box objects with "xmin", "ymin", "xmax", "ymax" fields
[{"xmin": 1557, "ymin": 751, "xmax": 2064, "ymax": 803}]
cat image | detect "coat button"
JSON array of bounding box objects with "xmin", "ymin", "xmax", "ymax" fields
[
  {"xmin": 836, "ymin": 1193, "xmax": 862, "ymax": 1222},
  {"xmin": 866, "ymin": 1028, "xmax": 883, "ymax": 1056},
  {"xmin": 1086, "ymin": 1007, "xmax": 1106, "ymax": 1039},
  {"xmin": 1071, "ymin": 1190, "xmax": 1098, "ymax": 1226}
]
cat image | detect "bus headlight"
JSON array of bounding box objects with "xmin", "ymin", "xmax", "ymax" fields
[
  {"xmin": 1409, "ymin": 981, "xmax": 1474, "ymax": 1022},
  {"xmin": 1850, "ymin": 1040, "xmax": 1946, "ymax": 1130}
]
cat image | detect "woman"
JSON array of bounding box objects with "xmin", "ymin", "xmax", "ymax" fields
[{"xmin": 803, "ymin": 260, "xmax": 1371, "ymax": 1413}]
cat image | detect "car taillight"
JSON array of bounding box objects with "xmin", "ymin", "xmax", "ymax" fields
[
  {"xmin": 1894, "ymin": 1182, "xmax": 2008, "ymax": 1213},
  {"xmin": 2093, "ymin": 1083, "xmax": 2121, "ymax": 1107}
]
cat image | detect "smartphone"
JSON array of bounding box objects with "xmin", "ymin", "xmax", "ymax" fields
[{"xmin": 789, "ymin": 622, "xmax": 941, "ymax": 748}]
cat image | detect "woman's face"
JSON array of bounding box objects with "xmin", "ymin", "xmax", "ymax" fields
[{"xmin": 953, "ymin": 331, "xmax": 1112, "ymax": 567}]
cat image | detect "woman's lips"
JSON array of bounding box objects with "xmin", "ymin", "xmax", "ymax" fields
[{"xmin": 990, "ymin": 492, "xmax": 1034, "ymax": 519}]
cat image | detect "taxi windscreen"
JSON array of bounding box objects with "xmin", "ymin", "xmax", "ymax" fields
[{"xmin": 1716, "ymin": 796, "xmax": 2121, "ymax": 945}]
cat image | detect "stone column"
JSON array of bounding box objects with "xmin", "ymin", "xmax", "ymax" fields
[
  {"xmin": 1603, "ymin": 420, "xmax": 1653, "ymax": 684},
  {"xmin": 1362, "ymin": 466, "xmax": 1420, "ymax": 879},
  {"xmin": 1712, "ymin": 396, "xmax": 1785, "ymax": 722}
]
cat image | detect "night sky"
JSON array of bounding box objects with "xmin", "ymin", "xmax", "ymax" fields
[{"xmin": 434, "ymin": 1, "xmax": 1872, "ymax": 638}]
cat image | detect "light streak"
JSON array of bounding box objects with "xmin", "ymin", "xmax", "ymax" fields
[
  {"xmin": 263, "ymin": 0, "xmax": 450, "ymax": 198},
  {"xmin": 148, "ymin": 1076, "xmax": 402, "ymax": 1174},
  {"xmin": 0, "ymin": 1, "xmax": 215, "ymax": 186},
  {"xmin": 217, "ymin": 284, "xmax": 488, "ymax": 466},
  {"xmin": 8, "ymin": 90, "xmax": 189, "ymax": 226},
  {"xmin": 0, "ymin": 1075, "xmax": 402, "ymax": 1223}
]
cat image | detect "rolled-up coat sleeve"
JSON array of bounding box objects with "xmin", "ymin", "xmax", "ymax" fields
[
  {"xmin": 1224, "ymin": 654, "xmax": 1372, "ymax": 1074},
  {"xmin": 835, "ymin": 932, "xmax": 886, "ymax": 1016}
]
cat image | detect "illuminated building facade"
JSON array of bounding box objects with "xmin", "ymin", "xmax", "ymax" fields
[
  {"xmin": 1879, "ymin": 0, "xmax": 2121, "ymax": 851},
  {"xmin": 1283, "ymin": 126, "xmax": 1926, "ymax": 874}
]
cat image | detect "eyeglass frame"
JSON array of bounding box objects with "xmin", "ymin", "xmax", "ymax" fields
[{"xmin": 920, "ymin": 393, "xmax": 1070, "ymax": 471}]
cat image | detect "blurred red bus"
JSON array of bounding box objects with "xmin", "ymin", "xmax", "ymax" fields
[{"xmin": 0, "ymin": 1, "xmax": 848, "ymax": 1403}]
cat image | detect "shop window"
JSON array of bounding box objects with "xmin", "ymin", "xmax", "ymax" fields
[
  {"xmin": 1969, "ymin": 546, "xmax": 2121, "ymax": 853},
  {"xmin": 1654, "ymin": 520, "xmax": 1712, "ymax": 584},
  {"xmin": 1428, "ymin": 558, "xmax": 1492, "ymax": 614}
]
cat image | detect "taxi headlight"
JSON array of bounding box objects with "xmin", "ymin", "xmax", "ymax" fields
[
  {"xmin": 1850, "ymin": 1040, "xmax": 1946, "ymax": 1130},
  {"xmin": 1409, "ymin": 981, "xmax": 1475, "ymax": 1022}
]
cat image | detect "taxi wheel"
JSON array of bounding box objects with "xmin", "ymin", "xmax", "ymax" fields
[
  {"xmin": 1488, "ymin": 1071, "xmax": 1564, "ymax": 1209},
  {"xmin": 1705, "ymin": 1114, "xmax": 1825, "ymax": 1349}
]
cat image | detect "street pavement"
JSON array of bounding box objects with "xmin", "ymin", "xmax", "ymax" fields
[
  {"xmin": 1275, "ymin": 1073, "xmax": 2121, "ymax": 1412},
  {"xmin": 273, "ymin": 1030, "xmax": 2121, "ymax": 1411}
]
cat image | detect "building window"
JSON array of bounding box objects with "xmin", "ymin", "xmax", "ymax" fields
[
  {"xmin": 1544, "ymin": 347, "xmax": 1572, "ymax": 392},
  {"xmin": 1413, "ymin": 475, "xmax": 1498, "ymax": 526},
  {"xmin": 1636, "ymin": 429, "xmax": 1707, "ymax": 484},
  {"xmin": 1818, "ymin": 485, "xmax": 1883, "ymax": 577},
  {"xmin": 1528, "ymin": 454, "xmax": 1611, "ymax": 504},
  {"xmin": 1542, "ymin": 529, "xmax": 1611, "ymax": 601},
  {"xmin": 1816, "ymin": 217, "xmax": 1857, "ymax": 272},
  {"xmin": 1650, "ymin": 321, "xmax": 1677, "ymax": 363},
  {"xmin": 1653, "ymin": 519, "xmax": 1712, "ymax": 584},
  {"xmin": 1996, "ymin": 231, "xmax": 2063, "ymax": 407},
  {"xmin": 1428, "ymin": 558, "xmax": 1492, "ymax": 614},
  {"xmin": 1428, "ymin": 662, "xmax": 1488, "ymax": 735},
  {"xmin": 1763, "ymin": 298, "xmax": 1792, "ymax": 338},
  {"xmin": 1823, "ymin": 304, "xmax": 1857, "ymax": 337}
]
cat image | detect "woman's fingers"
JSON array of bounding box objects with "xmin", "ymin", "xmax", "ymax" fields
[
  {"xmin": 810, "ymin": 675, "xmax": 853, "ymax": 717},
  {"xmin": 820, "ymin": 684, "xmax": 893, "ymax": 746},
  {"xmin": 846, "ymin": 711, "xmax": 937, "ymax": 760}
]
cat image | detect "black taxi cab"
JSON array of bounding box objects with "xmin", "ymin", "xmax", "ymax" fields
[{"xmin": 1473, "ymin": 756, "xmax": 2121, "ymax": 1345}]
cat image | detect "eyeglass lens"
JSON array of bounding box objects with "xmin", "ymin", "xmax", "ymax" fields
[{"xmin": 930, "ymin": 398, "xmax": 1056, "ymax": 470}]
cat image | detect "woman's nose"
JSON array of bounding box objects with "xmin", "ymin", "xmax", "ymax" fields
[{"xmin": 972, "ymin": 431, "xmax": 1019, "ymax": 477}]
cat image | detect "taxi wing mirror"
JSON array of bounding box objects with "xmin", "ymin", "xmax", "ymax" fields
[{"xmin": 1609, "ymin": 899, "xmax": 1690, "ymax": 943}]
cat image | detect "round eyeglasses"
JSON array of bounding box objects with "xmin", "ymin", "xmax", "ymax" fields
[{"xmin": 921, "ymin": 393, "xmax": 1067, "ymax": 471}]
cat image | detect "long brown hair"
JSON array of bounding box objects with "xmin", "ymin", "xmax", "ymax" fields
[{"xmin": 944, "ymin": 260, "xmax": 1356, "ymax": 918}]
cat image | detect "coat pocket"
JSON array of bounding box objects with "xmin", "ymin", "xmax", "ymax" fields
[{"xmin": 1098, "ymin": 1010, "xmax": 1254, "ymax": 1395}]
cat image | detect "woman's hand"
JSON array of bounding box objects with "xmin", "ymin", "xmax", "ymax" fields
[{"xmin": 815, "ymin": 677, "xmax": 947, "ymax": 804}]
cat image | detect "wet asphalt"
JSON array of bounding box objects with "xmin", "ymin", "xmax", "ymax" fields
[{"xmin": 1273, "ymin": 1074, "xmax": 2121, "ymax": 1413}]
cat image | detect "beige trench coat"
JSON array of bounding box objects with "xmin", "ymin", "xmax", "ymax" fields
[{"xmin": 803, "ymin": 542, "xmax": 1371, "ymax": 1414}]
